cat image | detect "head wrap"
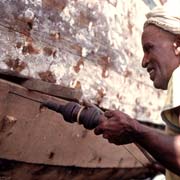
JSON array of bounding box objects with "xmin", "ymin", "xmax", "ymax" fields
[{"xmin": 144, "ymin": 0, "xmax": 180, "ymax": 35}]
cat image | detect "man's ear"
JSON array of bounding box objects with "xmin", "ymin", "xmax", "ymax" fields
[{"xmin": 173, "ymin": 36, "xmax": 180, "ymax": 56}]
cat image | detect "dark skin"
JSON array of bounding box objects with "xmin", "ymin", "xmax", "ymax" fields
[{"xmin": 94, "ymin": 25, "xmax": 180, "ymax": 175}]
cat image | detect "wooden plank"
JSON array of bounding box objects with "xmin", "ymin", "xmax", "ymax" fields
[
  {"xmin": 22, "ymin": 79, "xmax": 82, "ymax": 102},
  {"xmin": 0, "ymin": 69, "xmax": 83, "ymax": 102},
  {"xmin": 0, "ymin": 82, "xmax": 10, "ymax": 129},
  {"xmin": 0, "ymin": 159, "xmax": 155, "ymax": 180},
  {"xmin": 0, "ymin": 79, "xmax": 149, "ymax": 168}
]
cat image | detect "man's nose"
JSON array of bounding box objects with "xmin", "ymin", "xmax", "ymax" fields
[{"xmin": 141, "ymin": 54, "xmax": 149, "ymax": 68}]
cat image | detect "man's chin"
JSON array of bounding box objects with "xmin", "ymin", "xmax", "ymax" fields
[{"xmin": 153, "ymin": 81, "xmax": 167, "ymax": 90}]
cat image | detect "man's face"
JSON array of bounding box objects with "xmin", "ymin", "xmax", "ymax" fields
[{"xmin": 141, "ymin": 25, "xmax": 179, "ymax": 90}]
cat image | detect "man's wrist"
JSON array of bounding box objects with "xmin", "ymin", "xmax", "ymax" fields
[{"xmin": 131, "ymin": 119, "xmax": 145, "ymax": 143}]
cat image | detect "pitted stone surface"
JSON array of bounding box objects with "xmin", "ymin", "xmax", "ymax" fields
[{"xmin": 0, "ymin": 0, "xmax": 166, "ymax": 124}]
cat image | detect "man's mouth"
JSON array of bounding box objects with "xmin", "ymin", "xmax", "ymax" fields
[{"xmin": 147, "ymin": 68, "xmax": 155, "ymax": 80}]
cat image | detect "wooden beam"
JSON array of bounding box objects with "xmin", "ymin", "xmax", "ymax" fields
[
  {"xmin": 0, "ymin": 79, "xmax": 149, "ymax": 168},
  {"xmin": 0, "ymin": 69, "xmax": 82, "ymax": 102}
]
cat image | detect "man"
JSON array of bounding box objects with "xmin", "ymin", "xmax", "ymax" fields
[{"xmin": 94, "ymin": 1, "xmax": 180, "ymax": 179}]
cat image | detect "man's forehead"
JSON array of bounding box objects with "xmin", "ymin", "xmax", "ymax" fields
[
  {"xmin": 141, "ymin": 25, "xmax": 159, "ymax": 42},
  {"xmin": 142, "ymin": 24, "xmax": 174, "ymax": 41},
  {"xmin": 143, "ymin": 25, "xmax": 161, "ymax": 35}
]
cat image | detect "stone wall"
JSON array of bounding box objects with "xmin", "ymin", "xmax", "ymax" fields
[{"xmin": 0, "ymin": 0, "xmax": 166, "ymax": 124}]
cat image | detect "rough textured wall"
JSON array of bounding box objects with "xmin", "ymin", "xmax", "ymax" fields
[{"xmin": 0, "ymin": 0, "xmax": 166, "ymax": 124}]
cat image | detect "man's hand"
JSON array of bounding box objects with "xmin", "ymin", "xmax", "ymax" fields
[{"xmin": 94, "ymin": 110, "xmax": 139, "ymax": 145}]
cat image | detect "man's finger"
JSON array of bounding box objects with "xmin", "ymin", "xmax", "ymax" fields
[
  {"xmin": 104, "ymin": 110, "xmax": 114, "ymax": 118},
  {"xmin": 103, "ymin": 133, "xmax": 109, "ymax": 139},
  {"xmin": 94, "ymin": 126, "xmax": 104, "ymax": 135}
]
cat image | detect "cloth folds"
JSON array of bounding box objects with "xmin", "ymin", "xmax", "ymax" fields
[
  {"xmin": 144, "ymin": 0, "xmax": 180, "ymax": 35},
  {"xmin": 161, "ymin": 66, "xmax": 180, "ymax": 132},
  {"xmin": 161, "ymin": 66, "xmax": 180, "ymax": 180}
]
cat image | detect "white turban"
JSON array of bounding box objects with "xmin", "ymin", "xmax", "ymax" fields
[{"xmin": 144, "ymin": 0, "xmax": 180, "ymax": 35}]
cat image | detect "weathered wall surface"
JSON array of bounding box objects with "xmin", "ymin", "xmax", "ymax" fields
[{"xmin": 0, "ymin": 0, "xmax": 166, "ymax": 124}]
